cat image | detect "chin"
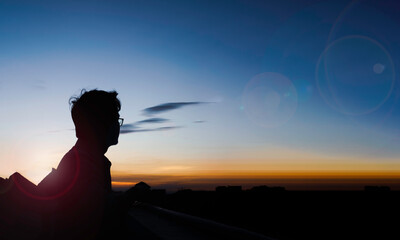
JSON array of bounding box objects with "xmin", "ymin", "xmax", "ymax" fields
[{"xmin": 107, "ymin": 139, "xmax": 119, "ymax": 147}]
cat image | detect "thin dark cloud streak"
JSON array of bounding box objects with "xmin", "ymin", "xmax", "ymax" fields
[
  {"xmin": 120, "ymin": 126, "xmax": 182, "ymax": 134},
  {"xmin": 120, "ymin": 123, "xmax": 137, "ymax": 130},
  {"xmin": 45, "ymin": 129, "xmax": 74, "ymax": 134},
  {"xmin": 121, "ymin": 101, "xmax": 213, "ymax": 134},
  {"xmin": 143, "ymin": 102, "xmax": 210, "ymax": 115},
  {"xmin": 135, "ymin": 118, "xmax": 169, "ymax": 124},
  {"xmin": 31, "ymin": 80, "xmax": 46, "ymax": 90},
  {"xmin": 193, "ymin": 120, "xmax": 205, "ymax": 123},
  {"xmin": 120, "ymin": 118, "xmax": 169, "ymax": 133}
]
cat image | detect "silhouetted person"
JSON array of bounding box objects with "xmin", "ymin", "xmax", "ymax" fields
[{"xmin": 0, "ymin": 89, "xmax": 147, "ymax": 240}]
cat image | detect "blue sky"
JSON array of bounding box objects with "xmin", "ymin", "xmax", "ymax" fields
[{"xmin": 1, "ymin": 0, "xmax": 400, "ymax": 190}]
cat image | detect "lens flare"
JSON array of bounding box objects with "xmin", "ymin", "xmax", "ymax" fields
[
  {"xmin": 12, "ymin": 148, "xmax": 80, "ymax": 201},
  {"xmin": 373, "ymin": 63, "xmax": 385, "ymax": 74},
  {"xmin": 316, "ymin": 35, "xmax": 395, "ymax": 116},
  {"xmin": 242, "ymin": 72, "xmax": 298, "ymax": 128}
]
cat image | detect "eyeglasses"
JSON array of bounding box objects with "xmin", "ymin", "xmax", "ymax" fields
[{"xmin": 118, "ymin": 118, "xmax": 124, "ymax": 126}]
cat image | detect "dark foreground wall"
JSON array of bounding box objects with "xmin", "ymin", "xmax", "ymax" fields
[{"xmin": 148, "ymin": 190, "xmax": 400, "ymax": 240}]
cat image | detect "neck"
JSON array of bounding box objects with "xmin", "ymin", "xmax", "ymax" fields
[{"xmin": 75, "ymin": 138, "xmax": 108, "ymax": 155}]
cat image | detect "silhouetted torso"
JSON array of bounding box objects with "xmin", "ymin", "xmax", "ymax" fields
[{"xmin": 37, "ymin": 141, "xmax": 114, "ymax": 239}]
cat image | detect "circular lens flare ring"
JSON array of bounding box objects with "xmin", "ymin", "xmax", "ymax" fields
[{"xmin": 316, "ymin": 35, "xmax": 395, "ymax": 116}]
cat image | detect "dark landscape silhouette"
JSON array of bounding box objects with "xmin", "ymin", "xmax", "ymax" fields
[
  {"xmin": 1, "ymin": 173, "xmax": 399, "ymax": 239},
  {"xmin": 127, "ymin": 183, "xmax": 398, "ymax": 240}
]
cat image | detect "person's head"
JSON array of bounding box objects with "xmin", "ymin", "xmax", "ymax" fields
[{"xmin": 70, "ymin": 89, "xmax": 122, "ymax": 150}]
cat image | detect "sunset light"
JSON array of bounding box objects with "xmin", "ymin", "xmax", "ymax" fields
[{"xmin": 1, "ymin": 0, "xmax": 400, "ymax": 193}]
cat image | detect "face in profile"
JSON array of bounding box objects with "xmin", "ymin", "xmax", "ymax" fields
[{"xmin": 106, "ymin": 116, "xmax": 121, "ymax": 147}]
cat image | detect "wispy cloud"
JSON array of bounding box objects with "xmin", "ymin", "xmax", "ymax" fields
[
  {"xmin": 119, "ymin": 123, "xmax": 138, "ymax": 132},
  {"xmin": 46, "ymin": 129, "xmax": 74, "ymax": 134},
  {"xmin": 193, "ymin": 120, "xmax": 205, "ymax": 123},
  {"xmin": 120, "ymin": 118, "xmax": 171, "ymax": 134},
  {"xmin": 120, "ymin": 123, "xmax": 136, "ymax": 129},
  {"xmin": 135, "ymin": 118, "xmax": 169, "ymax": 124},
  {"xmin": 31, "ymin": 80, "xmax": 46, "ymax": 90},
  {"xmin": 120, "ymin": 101, "xmax": 213, "ymax": 134},
  {"xmin": 120, "ymin": 126, "xmax": 182, "ymax": 134},
  {"xmin": 143, "ymin": 102, "xmax": 209, "ymax": 115}
]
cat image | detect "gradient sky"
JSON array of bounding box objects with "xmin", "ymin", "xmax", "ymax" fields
[{"xmin": 1, "ymin": 0, "xmax": 400, "ymax": 191}]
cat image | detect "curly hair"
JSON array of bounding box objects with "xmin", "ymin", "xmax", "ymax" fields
[{"xmin": 70, "ymin": 89, "xmax": 121, "ymax": 138}]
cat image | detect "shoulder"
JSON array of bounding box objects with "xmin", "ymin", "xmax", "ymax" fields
[
  {"xmin": 57, "ymin": 147, "xmax": 80, "ymax": 173},
  {"xmin": 37, "ymin": 147, "xmax": 79, "ymax": 191}
]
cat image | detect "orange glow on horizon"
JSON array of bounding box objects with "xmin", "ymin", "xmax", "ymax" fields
[{"xmin": 111, "ymin": 169, "xmax": 400, "ymax": 191}]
